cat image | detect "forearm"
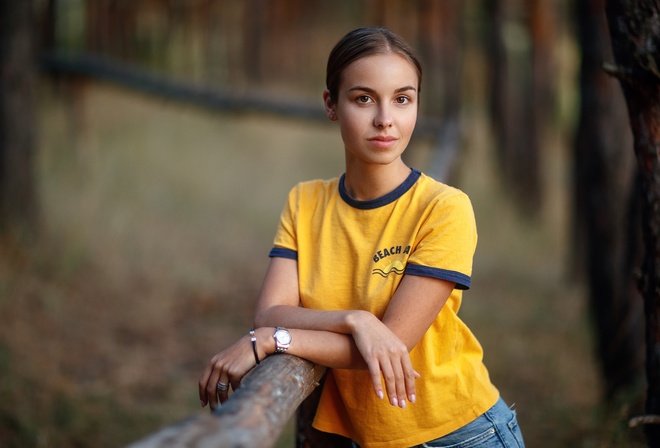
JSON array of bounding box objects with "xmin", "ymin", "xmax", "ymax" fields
[
  {"xmin": 253, "ymin": 326, "xmax": 367, "ymax": 370},
  {"xmin": 254, "ymin": 257, "xmax": 375, "ymax": 369},
  {"xmin": 255, "ymin": 304, "xmax": 365, "ymax": 335},
  {"xmin": 254, "ymin": 314, "xmax": 419, "ymax": 408}
]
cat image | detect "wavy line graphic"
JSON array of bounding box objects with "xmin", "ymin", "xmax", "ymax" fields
[{"xmin": 372, "ymin": 260, "xmax": 405, "ymax": 278}]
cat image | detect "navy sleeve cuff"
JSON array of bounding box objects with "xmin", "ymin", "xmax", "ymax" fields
[
  {"xmin": 405, "ymin": 264, "xmax": 471, "ymax": 290},
  {"xmin": 268, "ymin": 247, "xmax": 298, "ymax": 260}
]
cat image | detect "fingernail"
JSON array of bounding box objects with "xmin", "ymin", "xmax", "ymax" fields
[
  {"xmin": 200, "ymin": 400, "xmax": 205, "ymax": 407},
  {"xmin": 400, "ymin": 399, "xmax": 406, "ymax": 409},
  {"xmin": 409, "ymin": 394, "xmax": 416, "ymax": 403},
  {"xmin": 377, "ymin": 390, "xmax": 384, "ymax": 400},
  {"xmin": 390, "ymin": 397, "xmax": 398, "ymax": 407}
]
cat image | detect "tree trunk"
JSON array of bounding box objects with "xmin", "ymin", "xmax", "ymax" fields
[
  {"xmin": 484, "ymin": 0, "xmax": 510, "ymax": 181},
  {"xmin": 0, "ymin": 0, "xmax": 38, "ymax": 238},
  {"xmin": 419, "ymin": 0, "xmax": 464, "ymax": 182},
  {"xmin": 574, "ymin": 0, "xmax": 644, "ymax": 401},
  {"xmin": 605, "ymin": 0, "xmax": 660, "ymax": 444},
  {"xmin": 484, "ymin": 0, "xmax": 543, "ymax": 215}
]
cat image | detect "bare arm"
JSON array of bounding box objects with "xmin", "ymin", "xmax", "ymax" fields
[
  {"xmin": 254, "ymin": 257, "xmax": 366, "ymax": 335},
  {"xmin": 251, "ymin": 257, "xmax": 371, "ymax": 370},
  {"xmin": 199, "ymin": 256, "xmax": 454, "ymax": 410},
  {"xmin": 254, "ymin": 256, "xmax": 454, "ymax": 407},
  {"xmin": 198, "ymin": 257, "xmax": 367, "ymax": 411}
]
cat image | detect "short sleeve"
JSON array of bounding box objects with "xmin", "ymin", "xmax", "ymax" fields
[
  {"xmin": 405, "ymin": 191, "xmax": 477, "ymax": 290},
  {"xmin": 269, "ymin": 185, "xmax": 299, "ymax": 258}
]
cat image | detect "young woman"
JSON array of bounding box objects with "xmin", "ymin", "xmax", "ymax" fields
[{"xmin": 199, "ymin": 27, "xmax": 525, "ymax": 448}]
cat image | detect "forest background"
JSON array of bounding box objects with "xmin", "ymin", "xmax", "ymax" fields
[{"xmin": 0, "ymin": 0, "xmax": 651, "ymax": 447}]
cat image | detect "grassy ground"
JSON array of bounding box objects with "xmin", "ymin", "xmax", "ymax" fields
[{"xmin": 0, "ymin": 81, "xmax": 647, "ymax": 447}]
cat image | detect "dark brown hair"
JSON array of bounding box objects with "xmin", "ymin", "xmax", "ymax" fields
[{"xmin": 325, "ymin": 27, "xmax": 423, "ymax": 103}]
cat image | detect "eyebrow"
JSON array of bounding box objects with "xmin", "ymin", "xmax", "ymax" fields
[{"xmin": 347, "ymin": 85, "xmax": 417, "ymax": 94}]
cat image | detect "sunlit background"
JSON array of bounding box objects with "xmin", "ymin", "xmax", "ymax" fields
[{"xmin": 0, "ymin": 1, "xmax": 646, "ymax": 447}]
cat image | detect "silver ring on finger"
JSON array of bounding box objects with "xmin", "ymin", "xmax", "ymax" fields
[{"xmin": 216, "ymin": 381, "xmax": 229, "ymax": 392}]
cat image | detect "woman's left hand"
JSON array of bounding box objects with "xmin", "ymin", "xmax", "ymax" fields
[
  {"xmin": 198, "ymin": 333, "xmax": 264, "ymax": 411},
  {"xmin": 349, "ymin": 311, "xmax": 419, "ymax": 408}
]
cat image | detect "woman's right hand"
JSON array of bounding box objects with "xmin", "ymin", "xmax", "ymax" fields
[
  {"xmin": 198, "ymin": 329, "xmax": 270, "ymax": 411},
  {"xmin": 348, "ymin": 311, "xmax": 419, "ymax": 409}
]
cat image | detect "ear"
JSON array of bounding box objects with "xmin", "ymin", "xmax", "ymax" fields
[{"xmin": 323, "ymin": 90, "xmax": 337, "ymax": 121}]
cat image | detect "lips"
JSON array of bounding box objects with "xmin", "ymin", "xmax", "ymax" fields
[
  {"xmin": 368, "ymin": 135, "xmax": 398, "ymax": 149},
  {"xmin": 369, "ymin": 136, "xmax": 397, "ymax": 142}
]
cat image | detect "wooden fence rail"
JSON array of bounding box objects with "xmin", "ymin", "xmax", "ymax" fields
[
  {"xmin": 128, "ymin": 355, "xmax": 326, "ymax": 448},
  {"xmin": 39, "ymin": 51, "xmax": 443, "ymax": 139}
]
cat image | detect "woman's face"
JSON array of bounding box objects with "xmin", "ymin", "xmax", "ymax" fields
[{"xmin": 325, "ymin": 52, "xmax": 419, "ymax": 169}]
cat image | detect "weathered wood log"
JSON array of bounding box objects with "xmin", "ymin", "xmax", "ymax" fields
[
  {"xmin": 629, "ymin": 414, "xmax": 660, "ymax": 428},
  {"xmin": 128, "ymin": 355, "xmax": 326, "ymax": 448}
]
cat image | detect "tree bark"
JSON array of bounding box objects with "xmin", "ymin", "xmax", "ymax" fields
[
  {"xmin": 0, "ymin": 0, "xmax": 38, "ymax": 237},
  {"xmin": 605, "ymin": 0, "xmax": 660, "ymax": 444},
  {"xmin": 575, "ymin": 0, "xmax": 644, "ymax": 401}
]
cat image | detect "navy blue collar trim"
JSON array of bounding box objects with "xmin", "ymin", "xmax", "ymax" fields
[{"xmin": 339, "ymin": 168, "xmax": 421, "ymax": 210}]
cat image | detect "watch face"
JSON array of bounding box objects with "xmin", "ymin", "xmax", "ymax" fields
[{"xmin": 276, "ymin": 330, "xmax": 291, "ymax": 345}]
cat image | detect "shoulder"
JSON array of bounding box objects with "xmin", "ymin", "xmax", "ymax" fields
[
  {"xmin": 284, "ymin": 177, "xmax": 341, "ymax": 208},
  {"xmin": 414, "ymin": 172, "xmax": 473, "ymax": 212},
  {"xmin": 295, "ymin": 177, "xmax": 339, "ymax": 192},
  {"xmin": 288, "ymin": 177, "xmax": 339, "ymax": 194}
]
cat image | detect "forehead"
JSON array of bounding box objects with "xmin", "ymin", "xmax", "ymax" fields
[{"xmin": 340, "ymin": 53, "xmax": 419, "ymax": 89}]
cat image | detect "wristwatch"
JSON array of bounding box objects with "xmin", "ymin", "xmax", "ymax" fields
[{"xmin": 273, "ymin": 327, "xmax": 292, "ymax": 353}]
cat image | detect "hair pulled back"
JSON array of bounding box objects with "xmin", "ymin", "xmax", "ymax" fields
[{"xmin": 325, "ymin": 27, "xmax": 422, "ymax": 103}]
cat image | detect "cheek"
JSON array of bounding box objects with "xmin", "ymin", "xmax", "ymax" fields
[
  {"xmin": 338, "ymin": 120, "xmax": 358, "ymax": 143},
  {"xmin": 339, "ymin": 109, "xmax": 367, "ymax": 133},
  {"xmin": 400, "ymin": 111, "xmax": 418, "ymax": 133}
]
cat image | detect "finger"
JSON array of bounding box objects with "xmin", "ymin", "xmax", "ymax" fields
[
  {"xmin": 205, "ymin": 365, "xmax": 223, "ymax": 411},
  {"xmin": 401, "ymin": 356, "xmax": 417, "ymax": 404},
  {"xmin": 366, "ymin": 358, "xmax": 385, "ymax": 400},
  {"xmin": 379, "ymin": 359, "xmax": 399, "ymax": 408},
  {"xmin": 216, "ymin": 374, "xmax": 231, "ymax": 405},
  {"xmin": 389, "ymin": 358, "xmax": 407, "ymax": 409},
  {"xmin": 198, "ymin": 363, "xmax": 214, "ymax": 407}
]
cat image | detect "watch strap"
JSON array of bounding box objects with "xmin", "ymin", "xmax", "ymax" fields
[{"xmin": 249, "ymin": 328, "xmax": 260, "ymax": 365}]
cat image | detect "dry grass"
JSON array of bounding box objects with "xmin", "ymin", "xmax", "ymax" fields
[{"xmin": 0, "ymin": 81, "xmax": 647, "ymax": 447}]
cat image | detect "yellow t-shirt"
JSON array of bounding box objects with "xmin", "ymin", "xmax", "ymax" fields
[{"xmin": 270, "ymin": 169, "xmax": 499, "ymax": 448}]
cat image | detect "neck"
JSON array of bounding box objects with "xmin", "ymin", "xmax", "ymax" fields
[{"xmin": 343, "ymin": 159, "xmax": 411, "ymax": 201}]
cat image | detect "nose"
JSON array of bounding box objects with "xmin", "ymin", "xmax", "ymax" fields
[{"xmin": 374, "ymin": 106, "xmax": 393, "ymax": 128}]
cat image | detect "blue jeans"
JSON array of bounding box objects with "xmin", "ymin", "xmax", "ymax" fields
[
  {"xmin": 414, "ymin": 397, "xmax": 525, "ymax": 448},
  {"xmin": 352, "ymin": 397, "xmax": 525, "ymax": 448}
]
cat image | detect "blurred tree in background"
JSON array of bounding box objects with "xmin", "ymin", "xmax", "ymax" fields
[
  {"xmin": 0, "ymin": 1, "xmax": 38, "ymax": 238},
  {"xmin": 574, "ymin": 0, "xmax": 644, "ymax": 404},
  {"xmin": 606, "ymin": 0, "xmax": 660, "ymax": 445}
]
